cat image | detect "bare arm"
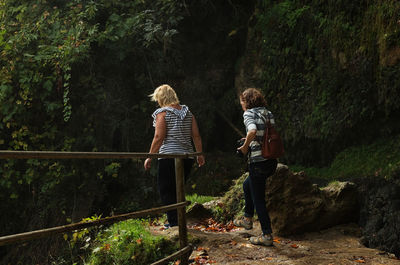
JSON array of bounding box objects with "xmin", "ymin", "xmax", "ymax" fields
[
  {"xmin": 237, "ymin": 129, "xmax": 256, "ymax": 155},
  {"xmin": 144, "ymin": 112, "xmax": 166, "ymax": 170},
  {"xmin": 192, "ymin": 115, "xmax": 205, "ymax": 167}
]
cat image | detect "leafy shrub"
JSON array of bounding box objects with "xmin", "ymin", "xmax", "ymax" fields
[{"xmin": 85, "ymin": 219, "xmax": 178, "ymax": 265}]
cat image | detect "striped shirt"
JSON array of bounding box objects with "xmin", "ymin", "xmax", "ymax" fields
[
  {"xmin": 243, "ymin": 107, "xmax": 275, "ymax": 163},
  {"xmin": 152, "ymin": 105, "xmax": 194, "ymax": 158}
]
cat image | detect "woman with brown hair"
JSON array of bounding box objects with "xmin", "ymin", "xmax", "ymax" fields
[{"xmin": 234, "ymin": 88, "xmax": 278, "ymax": 246}]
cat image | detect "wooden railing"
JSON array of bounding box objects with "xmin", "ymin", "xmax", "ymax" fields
[{"xmin": 0, "ymin": 150, "xmax": 202, "ymax": 265}]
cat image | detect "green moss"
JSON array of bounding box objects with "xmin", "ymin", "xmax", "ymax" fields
[
  {"xmin": 213, "ymin": 172, "xmax": 248, "ymax": 223},
  {"xmin": 290, "ymin": 135, "xmax": 400, "ymax": 181}
]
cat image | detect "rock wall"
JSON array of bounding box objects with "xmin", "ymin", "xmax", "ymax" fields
[{"xmin": 357, "ymin": 175, "xmax": 400, "ymax": 257}]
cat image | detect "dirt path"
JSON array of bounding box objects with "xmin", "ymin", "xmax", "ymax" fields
[{"xmin": 152, "ymin": 222, "xmax": 399, "ymax": 265}]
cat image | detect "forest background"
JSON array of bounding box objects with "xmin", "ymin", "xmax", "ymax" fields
[{"xmin": 1, "ymin": 0, "xmax": 400, "ymax": 263}]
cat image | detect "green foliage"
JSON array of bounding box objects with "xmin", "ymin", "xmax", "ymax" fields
[
  {"xmin": 255, "ymin": 0, "xmax": 400, "ymax": 165},
  {"xmin": 85, "ymin": 219, "xmax": 177, "ymax": 265},
  {"xmin": 290, "ymin": 134, "xmax": 400, "ymax": 181},
  {"xmin": 0, "ymin": 0, "xmax": 185, "ymax": 262},
  {"xmin": 64, "ymin": 214, "xmax": 103, "ymax": 249}
]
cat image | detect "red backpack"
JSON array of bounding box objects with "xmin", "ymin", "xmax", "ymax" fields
[{"xmin": 261, "ymin": 121, "xmax": 284, "ymax": 159}]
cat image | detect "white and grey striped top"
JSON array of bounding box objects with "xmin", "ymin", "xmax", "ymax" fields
[
  {"xmin": 152, "ymin": 105, "xmax": 194, "ymax": 158},
  {"xmin": 243, "ymin": 107, "xmax": 275, "ymax": 163}
]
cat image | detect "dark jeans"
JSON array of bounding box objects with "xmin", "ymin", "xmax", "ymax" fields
[
  {"xmin": 157, "ymin": 158, "xmax": 194, "ymax": 226},
  {"xmin": 243, "ymin": 159, "xmax": 277, "ymax": 235}
]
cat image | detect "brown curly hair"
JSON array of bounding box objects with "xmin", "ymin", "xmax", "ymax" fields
[{"xmin": 239, "ymin": 88, "xmax": 267, "ymax": 109}]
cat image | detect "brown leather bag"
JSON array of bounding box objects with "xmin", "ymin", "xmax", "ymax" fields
[{"xmin": 261, "ymin": 121, "xmax": 284, "ymax": 159}]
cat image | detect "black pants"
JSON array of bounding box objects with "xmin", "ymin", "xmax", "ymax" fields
[
  {"xmin": 157, "ymin": 158, "xmax": 194, "ymax": 226},
  {"xmin": 243, "ymin": 159, "xmax": 277, "ymax": 235}
]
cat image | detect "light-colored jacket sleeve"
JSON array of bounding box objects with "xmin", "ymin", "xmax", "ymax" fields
[{"xmin": 243, "ymin": 111, "xmax": 257, "ymax": 131}]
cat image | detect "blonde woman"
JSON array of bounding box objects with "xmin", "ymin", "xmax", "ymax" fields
[{"xmin": 144, "ymin": 84, "xmax": 205, "ymax": 228}]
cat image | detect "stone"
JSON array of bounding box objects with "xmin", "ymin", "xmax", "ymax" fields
[
  {"xmin": 186, "ymin": 202, "xmax": 213, "ymax": 220},
  {"xmin": 356, "ymin": 174, "xmax": 400, "ymax": 257},
  {"xmin": 219, "ymin": 163, "xmax": 359, "ymax": 236},
  {"xmin": 265, "ymin": 164, "xmax": 358, "ymax": 235}
]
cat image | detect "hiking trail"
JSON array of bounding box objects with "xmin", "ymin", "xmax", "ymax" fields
[{"xmin": 151, "ymin": 220, "xmax": 399, "ymax": 264}]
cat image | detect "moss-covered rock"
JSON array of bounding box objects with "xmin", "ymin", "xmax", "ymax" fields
[
  {"xmin": 213, "ymin": 172, "xmax": 248, "ymax": 223},
  {"xmin": 215, "ymin": 164, "xmax": 359, "ymax": 235}
]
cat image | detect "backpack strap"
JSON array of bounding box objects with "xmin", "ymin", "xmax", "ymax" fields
[{"xmin": 251, "ymin": 110, "xmax": 271, "ymax": 129}]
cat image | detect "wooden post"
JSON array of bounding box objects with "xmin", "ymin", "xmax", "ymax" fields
[{"xmin": 175, "ymin": 158, "xmax": 189, "ymax": 265}]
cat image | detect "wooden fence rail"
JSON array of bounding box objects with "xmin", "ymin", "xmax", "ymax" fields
[
  {"xmin": 0, "ymin": 150, "xmax": 201, "ymax": 159},
  {"xmin": 0, "ymin": 150, "xmax": 201, "ymax": 265},
  {"xmin": 0, "ymin": 201, "xmax": 189, "ymax": 247}
]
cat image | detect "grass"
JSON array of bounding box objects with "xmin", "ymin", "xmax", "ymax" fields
[
  {"xmin": 290, "ymin": 135, "xmax": 400, "ymax": 181},
  {"xmin": 185, "ymin": 193, "xmax": 215, "ymax": 205}
]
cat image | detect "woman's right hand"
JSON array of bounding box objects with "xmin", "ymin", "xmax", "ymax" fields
[
  {"xmin": 144, "ymin": 158, "xmax": 152, "ymax": 170},
  {"xmin": 237, "ymin": 145, "xmax": 249, "ymax": 155}
]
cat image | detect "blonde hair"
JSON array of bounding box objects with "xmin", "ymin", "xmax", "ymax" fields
[{"xmin": 149, "ymin": 84, "xmax": 180, "ymax": 107}]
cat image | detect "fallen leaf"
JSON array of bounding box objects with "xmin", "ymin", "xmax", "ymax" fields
[
  {"xmin": 353, "ymin": 256, "xmax": 366, "ymax": 263},
  {"xmin": 188, "ymin": 218, "xmax": 239, "ymax": 233},
  {"xmin": 290, "ymin": 244, "xmax": 299, "ymax": 248},
  {"xmin": 273, "ymin": 237, "xmax": 281, "ymax": 244}
]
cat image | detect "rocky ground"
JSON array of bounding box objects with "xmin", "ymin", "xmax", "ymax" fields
[
  {"xmin": 151, "ymin": 221, "xmax": 399, "ymax": 265},
  {"xmin": 148, "ymin": 164, "xmax": 400, "ymax": 264}
]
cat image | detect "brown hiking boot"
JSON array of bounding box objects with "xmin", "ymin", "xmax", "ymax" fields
[
  {"xmin": 250, "ymin": 233, "xmax": 273, "ymax": 246},
  {"xmin": 233, "ymin": 216, "xmax": 253, "ymax": 230}
]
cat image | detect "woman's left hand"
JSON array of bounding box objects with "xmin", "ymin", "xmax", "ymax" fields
[
  {"xmin": 237, "ymin": 129, "xmax": 255, "ymax": 155},
  {"xmin": 197, "ymin": 155, "xmax": 205, "ymax": 167},
  {"xmin": 144, "ymin": 158, "xmax": 152, "ymax": 170}
]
